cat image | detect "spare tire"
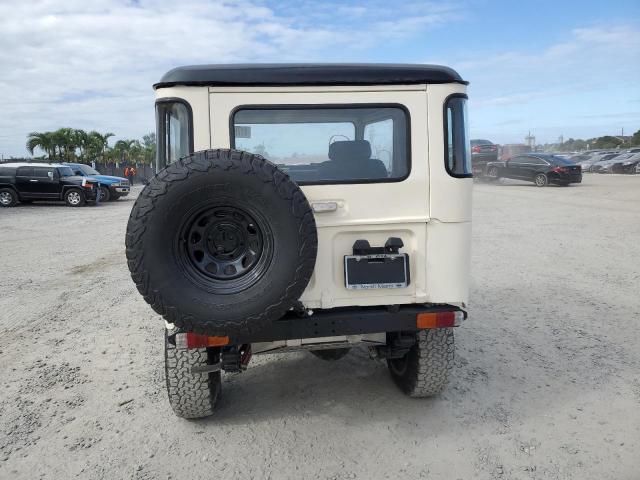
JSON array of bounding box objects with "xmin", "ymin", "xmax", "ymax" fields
[{"xmin": 126, "ymin": 149, "xmax": 317, "ymax": 336}]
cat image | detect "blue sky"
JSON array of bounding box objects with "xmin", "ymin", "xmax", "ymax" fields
[{"xmin": 0, "ymin": 0, "xmax": 638, "ymax": 157}]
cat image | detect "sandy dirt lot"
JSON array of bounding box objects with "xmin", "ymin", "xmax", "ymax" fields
[{"xmin": 1, "ymin": 175, "xmax": 639, "ymax": 480}]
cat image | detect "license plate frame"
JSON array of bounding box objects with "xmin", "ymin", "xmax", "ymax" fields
[{"xmin": 344, "ymin": 253, "xmax": 410, "ymax": 290}]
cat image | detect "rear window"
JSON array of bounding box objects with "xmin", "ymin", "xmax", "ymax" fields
[
  {"xmin": 231, "ymin": 105, "xmax": 409, "ymax": 184},
  {"xmin": 549, "ymin": 156, "xmax": 574, "ymax": 165},
  {"xmin": 444, "ymin": 95, "xmax": 471, "ymax": 177},
  {"xmin": 156, "ymin": 99, "xmax": 193, "ymax": 171}
]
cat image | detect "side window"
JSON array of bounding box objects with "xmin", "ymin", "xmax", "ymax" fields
[
  {"xmin": 510, "ymin": 156, "xmax": 526, "ymax": 164},
  {"xmin": 33, "ymin": 167, "xmax": 55, "ymax": 178},
  {"xmin": 444, "ymin": 95, "xmax": 471, "ymax": 177},
  {"xmin": 16, "ymin": 167, "xmax": 34, "ymax": 177},
  {"xmin": 156, "ymin": 99, "xmax": 193, "ymax": 171},
  {"xmin": 529, "ymin": 157, "xmax": 547, "ymax": 165},
  {"xmin": 364, "ymin": 119, "xmax": 394, "ymax": 173}
]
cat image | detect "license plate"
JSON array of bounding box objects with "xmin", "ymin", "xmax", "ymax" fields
[{"xmin": 344, "ymin": 253, "xmax": 410, "ymax": 290}]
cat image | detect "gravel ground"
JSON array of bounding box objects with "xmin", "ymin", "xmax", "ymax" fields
[{"xmin": 1, "ymin": 175, "xmax": 639, "ymax": 480}]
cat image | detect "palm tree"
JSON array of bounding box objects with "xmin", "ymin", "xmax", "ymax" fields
[
  {"xmin": 26, "ymin": 131, "xmax": 55, "ymax": 159},
  {"xmin": 52, "ymin": 128, "xmax": 77, "ymax": 161},
  {"xmin": 87, "ymin": 131, "xmax": 114, "ymax": 163},
  {"xmin": 73, "ymin": 129, "xmax": 89, "ymax": 161},
  {"xmin": 114, "ymin": 139, "xmax": 137, "ymax": 164}
]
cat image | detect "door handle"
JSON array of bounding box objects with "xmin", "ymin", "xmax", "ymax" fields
[
  {"xmin": 311, "ymin": 201, "xmax": 338, "ymax": 213},
  {"xmin": 30, "ymin": 179, "xmax": 39, "ymax": 182}
]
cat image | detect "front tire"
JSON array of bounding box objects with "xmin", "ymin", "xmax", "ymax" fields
[
  {"xmin": 0, "ymin": 188, "xmax": 18, "ymax": 207},
  {"xmin": 387, "ymin": 329, "xmax": 454, "ymax": 397},
  {"xmin": 534, "ymin": 173, "xmax": 548, "ymax": 187},
  {"xmin": 98, "ymin": 186, "xmax": 111, "ymax": 202},
  {"xmin": 165, "ymin": 330, "xmax": 221, "ymax": 419},
  {"xmin": 64, "ymin": 189, "xmax": 85, "ymax": 207}
]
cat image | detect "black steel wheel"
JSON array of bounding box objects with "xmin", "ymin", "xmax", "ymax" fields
[{"xmin": 178, "ymin": 205, "xmax": 273, "ymax": 294}]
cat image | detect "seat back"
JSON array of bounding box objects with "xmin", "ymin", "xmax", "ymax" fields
[{"xmin": 319, "ymin": 140, "xmax": 388, "ymax": 180}]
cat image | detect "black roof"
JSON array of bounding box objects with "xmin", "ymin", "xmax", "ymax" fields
[{"xmin": 155, "ymin": 63, "xmax": 467, "ymax": 89}]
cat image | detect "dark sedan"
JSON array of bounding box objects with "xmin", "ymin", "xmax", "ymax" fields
[
  {"xmin": 486, "ymin": 153, "xmax": 582, "ymax": 187},
  {"xmin": 471, "ymin": 139, "xmax": 498, "ymax": 176}
]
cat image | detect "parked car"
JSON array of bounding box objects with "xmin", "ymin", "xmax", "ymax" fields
[
  {"xmin": 0, "ymin": 163, "xmax": 98, "ymax": 207},
  {"xmin": 470, "ymin": 139, "xmax": 498, "ymax": 176},
  {"xmin": 486, "ymin": 153, "xmax": 582, "ymax": 187},
  {"xmin": 64, "ymin": 163, "xmax": 130, "ymax": 201},
  {"xmin": 587, "ymin": 153, "xmax": 622, "ymax": 173},
  {"xmin": 591, "ymin": 153, "xmax": 635, "ymax": 173},
  {"xmin": 611, "ymin": 152, "xmax": 640, "ymax": 174},
  {"xmin": 568, "ymin": 154, "xmax": 592, "ymax": 163},
  {"xmin": 577, "ymin": 153, "xmax": 618, "ymax": 172}
]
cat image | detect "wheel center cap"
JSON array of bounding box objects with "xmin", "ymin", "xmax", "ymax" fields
[{"xmin": 208, "ymin": 223, "xmax": 244, "ymax": 256}]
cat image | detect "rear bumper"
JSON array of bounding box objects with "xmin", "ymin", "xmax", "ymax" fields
[
  {"xmin": 228, "ymin": 304, "xmax": 466, "ymax": 344},
  {"xmin": 550, "ymin": 173, "xmax": 582, "ymax": 184}
]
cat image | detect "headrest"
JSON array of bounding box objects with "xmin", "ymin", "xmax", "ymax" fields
[{"xmin": 328, "ymin": 140, "xmax": 372, "ymax": 162}]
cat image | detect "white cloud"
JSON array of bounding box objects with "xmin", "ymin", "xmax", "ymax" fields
[
  {"xmin": 455, "ymin": 23, "xmax": 640, "ymax": 143},
  {"xmin": 460, "ymin": 24, "xmax": 640, "ymax": 109},
  {"xmin": 0, "ymin": 0, "xmax": 461, "ymax": 157}
]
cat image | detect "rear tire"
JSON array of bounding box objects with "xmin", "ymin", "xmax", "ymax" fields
[
  {"xmin": 534, "ymin": 173, "xmax": 548, "ymax": 187},
  {"xmin": 0, "ymin": 189, "xmax": 18, "ymax": 207},
  {"xmin": 311, "ymin": 348, "xmax": 351, "ymax": 361},
  {"xmin": 64, "ymin": 188, "xmax": 85, "ymax": 207},
  {"xmin": 387, "ymin": 329, "xmax": 454, "ymax": 397},
  {"xmin": 165, "ymin": 329, "xmax": 221, "ymax": 419}
]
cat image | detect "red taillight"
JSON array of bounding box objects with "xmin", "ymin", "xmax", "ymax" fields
[
  {"xmin": 552, "ymin": 166, "xmax": 568, "ymax": 173},
  {"xmin": 416, "ymin": 311, "xmax": 465, "ymax": 329},
  {"xmin": 175, "ymin": 333, "xmax": 229, "ymax": 349},
  {"xmin": 471, "ymin": 146, "xmax": 481, "ymax": 153}
]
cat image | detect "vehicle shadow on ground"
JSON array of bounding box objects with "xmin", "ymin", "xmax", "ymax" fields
[
  {"xmin": 199, "ymin": 300, "xmax": 612, "ymax": 428},
  {"xmin": 204, "ymin": 348, "xmax": 450, "ymax": 425}
]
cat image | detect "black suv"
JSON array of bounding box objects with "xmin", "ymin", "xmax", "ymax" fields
[{"xmin": 0, "ymin": 163, "xmax": 98, "ymax": 207}]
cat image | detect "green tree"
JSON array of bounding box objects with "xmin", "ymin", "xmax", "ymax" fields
[
  {"xmin": 630, "ymin": 129, "xmax": 640, "ymax": 147},
  {"xmin": 26, "ymin": 131, "xmax": 55, "ymax": 158},
  {"xmin": 87, "ymin": 131, "xmax": 114, "ymax": 163},
  {"xmin": 141, "ymin": 133, "xmax": 156, "ymax": 165},
  {"xmin": 592, "ymin": 135, "xmax": 623, "ymax": 149}
]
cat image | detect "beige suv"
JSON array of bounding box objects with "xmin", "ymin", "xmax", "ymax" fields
[{"xmin": 126, "ymin": 64, "xmax": 472, "ymax": 418}]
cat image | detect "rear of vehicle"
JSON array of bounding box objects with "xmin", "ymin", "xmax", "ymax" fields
[
  {"xmin": 470, "ymin": 139, "xmax": 498, "ymax": 176},
  {"xmin": 545, "ymin": 156, "xmax": 582, "ymax": 184},
  {"xmin": 129, "ymin": 64, "xmax": 472, "ymax": 418}
]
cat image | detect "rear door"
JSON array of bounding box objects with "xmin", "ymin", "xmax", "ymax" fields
[
  {"xmin": 210, "ymin": 87, "xmax": 429, "ymax": 309},
  {"xmin": 522, "ymin": 156, "xmax": 549, "ymax": 180},
  {"xmin": 31, "ymin": 166, "xmax": 61, "ymax": 197}
]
